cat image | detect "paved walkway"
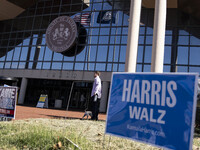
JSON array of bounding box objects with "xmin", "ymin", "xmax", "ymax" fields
[{"xmin": 15, "ymin": 105, "xmax": 107, "ymax": 121}]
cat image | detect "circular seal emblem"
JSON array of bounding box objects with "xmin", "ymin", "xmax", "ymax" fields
[{"xmin": 45, "ymin": 16, "xmax": 77, "ymax": 53}]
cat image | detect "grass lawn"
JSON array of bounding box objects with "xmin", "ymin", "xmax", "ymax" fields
[{"xmin": 0, "ymin": 118, "xmax": 199, "ymax": 150}]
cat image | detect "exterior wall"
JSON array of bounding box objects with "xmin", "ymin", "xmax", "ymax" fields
[{"xmin": 0, "ymin": 69, "xmax": 112, "ymax": 82}]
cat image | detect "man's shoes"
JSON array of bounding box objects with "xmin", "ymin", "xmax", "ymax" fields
[{"xmin": 91, "ymin": 117, "xmax": 98, "ymax": 121}]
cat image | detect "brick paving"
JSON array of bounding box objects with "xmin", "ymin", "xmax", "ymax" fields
[{"xmin": 15, "ymin": 105, "xmax": 107, "ymax": 121}]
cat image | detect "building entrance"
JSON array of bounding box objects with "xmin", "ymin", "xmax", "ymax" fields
[{"xmin": 24, "ymin": 79, "xmax": 93, "ymax": 110}]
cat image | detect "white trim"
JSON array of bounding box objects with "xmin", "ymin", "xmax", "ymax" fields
[{"xmin": 189, "ymin": 74, "xmax": 198, "ymax": 150}]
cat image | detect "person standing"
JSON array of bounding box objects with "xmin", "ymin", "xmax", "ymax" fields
[{"xmin": 91, "ymin": 71, "xmax": 102, "ymax": 120}]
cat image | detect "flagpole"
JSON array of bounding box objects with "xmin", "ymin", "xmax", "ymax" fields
[
  {"xmin": 112, "ymin": 11, "xmax": 119, "ymax": 71},
  {"xmin": 87, "ymin": 9, "xmax": 95, "ymax": 70}
]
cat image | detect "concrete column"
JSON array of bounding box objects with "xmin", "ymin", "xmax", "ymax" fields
[
  {"xmin": 100, "ymin": 81, "xmax": 109, "ymax": 113},
  {"xmin": 18, "ymin": 77, "xmax": 28, "ymax": 104},
  {"xmin": 151, "ymin": 0, "xmax": 167, "ymax": 72},
  {"xmin": 125, "ymin": 0, "xmax": 142, "ymax": 72}
]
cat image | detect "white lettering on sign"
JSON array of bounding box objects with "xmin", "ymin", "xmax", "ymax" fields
[
  {"xmin": 129, "ymin": 106, "xmax": 166, "ymax": 124},
  {"xmin": 122, "ymin": 80, "xmax": 177, "ymax": 107},
  {"xmin": 122, "ymin": 79, "xmax": 177, "ymax": 125},
  {"xmin": 0, "ymin": 88, "xmax": 15, "ymax": 99}
]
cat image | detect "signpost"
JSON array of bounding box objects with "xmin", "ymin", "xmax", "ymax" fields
[
  {"xmin": 106, "ymin": 73, "xmax": 198, "ymax": 150},
  {"xmin": 0, "ymin": 86, "xmax": 18, "ymax": 119}
]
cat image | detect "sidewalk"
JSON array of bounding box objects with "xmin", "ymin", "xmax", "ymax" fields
[{"xmin": 15, "ymin": 105, "xmax": 107, "ymax": 121}]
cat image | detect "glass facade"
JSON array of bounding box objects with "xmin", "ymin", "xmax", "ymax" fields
[{"xmin": 0, "ymin": 0, "xmax": 200, "ymax": 73}]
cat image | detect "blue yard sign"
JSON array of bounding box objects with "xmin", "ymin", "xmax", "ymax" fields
[{"xmin": 106, "ymin": 73, "xmax": 198, "ymax": 150}]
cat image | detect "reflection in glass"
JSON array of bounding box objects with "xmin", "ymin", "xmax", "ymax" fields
[
  {"xmin": 143, "ymin": 65, "xmax": 151, "ymax": 72},
  {"xmin": 89, "ymin": 46, "xmax": 97, "ymax": 61},
  {"xmin": 32, "ymin": 38, "xmax": 38, "ymax": 46},
  {"xmin": 110, "ymin": 36, "xmax": 121, "ymax": 45},
  {"xmin": 177, "ymin": 47, "xmax": 188, "ymax": 65},
  {"xmin": 110, "ymin": 46, "xmax": 119, "ymax": 62},
  {"xmin": 36, "ymin": 62, "xmax": 42, "ymax": 69},
  {"xmin": 44, "ymin": 48, "xmax": 53, "ymax": 61},
  {"xmin": 163, "ymin": 65, "xmax": 170, "ymax": 72},
  {"xmin": 63, "ymin": 55, "xmax": 75, "ymax": 61},
  {"xmin": 75, "ymin": 63, "xmax": 84, "ymax": 70},
  {"xmin": 121, "ymin": 36, "xmax": 127, "ymax": 44},
  {"xmin": 177, "ymin": 66, "xmax": 188, "ymax": 72},
  {"xmin": 28, "ymin": 62, "xmax": 33, "ymax": 69},
  {"xmin": 88, "ymin": 63, "xmax": 95, "ymax": 71},
  {"xmin": 91, "ymin": 28, "xmax": 100, "ymax": 35},
  {"xmin": 38, "ymin": 47, "xmax": 45, "ymax": 61},
  {"xmin": 108, "ymin": 46, "xmax": 114, "ymax": 62},
  {"xmin": 136, "ymin": 64, "xmax": 142, "ymax": 72},
  {"xmin": 97, "ymin": 46, "xmax": 108, "ymax": 61},
  {"xmin": 165, "ymin": 30, "xmax": 172, "ymax": 35},
  {"xmin": 23, "ymin": 38, "xmax": 30, "ymax": 46},
  {"xmin": 119, "ymin": 46, "xmax": 126, "ymax": 62},
  {"xmin": 100, "ymin": 28, "xmax": 110, "ymax": 35},
  {"xmin": 63, "ymin": 63, "xmax": 73, "ymax": 70},
  {"xmin": 20, "ymin": 47, "xmax": 28, "ymax": 61},
  {"xmin": 0, "ymin": 0, "xmax": 199, "ymax": 74},
  {"xmin": 112, "ymin": 64, "xmax": 118, "ymax": 72},
  {"xmin": 0, "ymin": 63, "xmax": 4, "ymax": 68},
  {"xmin": 90, "ymin": 36, "xmax": 98, "ymax": 44},
  {"xmin": 179, "ymin": 30, "xmax": 189, "ymax": 35},
  {"xmin": 119, "ymin": 64, "xmax": 125, "ymax": 72},
  {"xmin": 6, "ymin": 50, "xmax": 14, "ymax": 61},
  {"xmin": 147, "ymin": 27, "xmax": 153, "ymax": 35},
  {"xmin": 115, "ymin": 46, "xmax": 120, "ymax": 63},
  {"xmin": 189, "ymin": 67, "xmax": 200, "ymax": 74},
  {"xmin": 165, "ymin": 36, "xmax": 172, "ymax": 45},
  {"xmin": 178, "ymin": 36, "xmax": 189, "ymax": 45},
  {"xmin": 29, "ymin": 47, "xmax": 36, "ymax": 61},
  {"xmin": 123, "ymin": 14, "xmax": 129, "ymax": 26},
  {"xmin": 4, "ymin": 62, "xmax": 11, "ymax": 69},
  {"xmin": 144, "ymin": 46, "xmax": 152, "ymax": 63},
  {"xmin": 0, "ymin": 56, "xmax": 5, "ymax": 61},
  {"xmin": 42, "ymin": 62, "xmax": 50, "ymax": 69},
  {"xmin": 11, "ymin": 62, "xmax": 18, "ymax": 69},
  {"xmin": 53, "ymin": 52, "xmax": 63, "ymax": 61},
  {"xmin": 146, "ymin": 36, "xmax": 153, "ymax": 45},
  {"xmin": 95, "ymin": 63, "xmax": 106, "ymax": 71},
  {"xmin": 190, "ymin": 36, "xmax": 200, "ymax": 45},
  {"xmin": 76, "ymin": 48, "xmax": 87, "ymax": 61},
  {"xmin": 122, "ymin": 27, "xmax": 128, "ymax": 35},
  {"xmin": 139, "ymin": 36, "xmax": 144, "ymax": 44},
  {"xmin": 18, "ymin": 62, "xmax": 25, "ymax": 69},
  {"xmin": 13, "ymin": 47, "xmax": 21, "ymax": 61},
  {"xmin": 164, "ymin": 46, "xmax": 171, "ymax": 64},
  {"xmin": 190, "ymin": 47, "xmax": 200, "ymax": 65},
  {"xmin": 107, "ymin": 63, "xmax": 112, "ymax": 71},
  {"xmin": 137, "ymin": 46, "xmax": 143, "ymax": 63},
  {"xmin": 52, "ymin": 63, "xmax": 62, "ymax": 70},
  {"xmin": 99, "ymin": 36, "xmax": 109, "ymax": 44},
  {"xmin": 139, "ymin": 27, "xmax": 145, "ymax": 35}
]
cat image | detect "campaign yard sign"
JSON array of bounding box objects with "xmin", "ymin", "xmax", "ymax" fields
[
  {"xmin": 0, "ymin": 86, "xmax": 18, "ymax": 119},
  {"xmin": 106, "ymin": 73, "xmax": 198, "ymax": 150},
  {"xmin": 36, "ymin": 94, "xmax": 48, "ymax": 108}
]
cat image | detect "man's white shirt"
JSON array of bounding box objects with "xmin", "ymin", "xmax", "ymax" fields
[{"xmin": 91, "ymin": 76, "xmax": 102, "ymax": 98}]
